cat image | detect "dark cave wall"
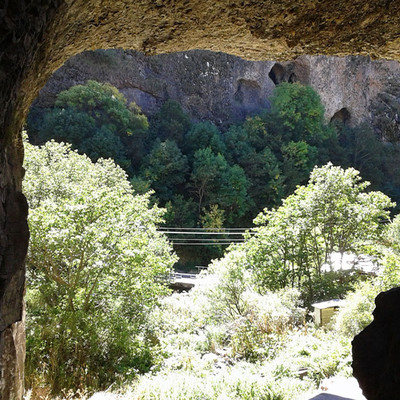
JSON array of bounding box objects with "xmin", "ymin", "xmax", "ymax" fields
[{"xmin": 353, "ymin": 287, "xmax": 400, "ymax": 400}]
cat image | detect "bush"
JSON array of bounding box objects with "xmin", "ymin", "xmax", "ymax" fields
[
  {"xmin": 334, "ymin": 249, "xmax": 400, "ymax": 338},
  {"xmin": 127, "ymin": 369, "xmax": 303, "ymax": 400}
]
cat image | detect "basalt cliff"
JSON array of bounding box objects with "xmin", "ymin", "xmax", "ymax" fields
[{"xmin": 32, "ymin": 49, "xmax": 400, "ymax": 140}]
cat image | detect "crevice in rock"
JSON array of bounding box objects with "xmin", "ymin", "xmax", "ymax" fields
[{"xmin": 288, "ymin": 72, "xmax": 297, "ymax": 83}]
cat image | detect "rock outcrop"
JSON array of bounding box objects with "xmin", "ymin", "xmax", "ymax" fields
[
  {"xmin": 32, "ymin": 49, "xmax": 276, "ymax": 126},
  {"xmin": 352, "ymin": 287, "xmax": 400, "ymax": 400},
  {"xmin": 32, "ymin": 50, "xmax": 400, "ymax": 133}
]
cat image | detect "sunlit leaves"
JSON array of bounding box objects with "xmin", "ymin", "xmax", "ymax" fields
[
  {"xmin": 24, "ymin": 140, "xmax": 177, "ymax": 392},
  {"xmin": 28, "ymin": 80, "xmax": 148, "ymax": 171},
  {"xmin": 246, "ymin": 163, "xmax": 394, "ymax": 304}
]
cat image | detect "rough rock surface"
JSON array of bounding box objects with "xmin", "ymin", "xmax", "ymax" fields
[
  {"xmin": 33, "ymin": 49, "xmax": 276, "ymax": 125},
  {"xmin": 307, "ymin": 56, "xmax": 400, "ymax": 126},
  {"xmin": 352, "ymin": 287, "xmax": 400, "ymax": 400},
  {"xmin": 1, "ymin": 0, "xmax": 400, "ymax": 398},
  {"xmin": 11, "ymin": 0, "xmax": 400, "ymax": 140},
  {"xmin": 0, "ymin": 321, "xmax": 25, "ymax": 400},
  {"xmin": 33, "ymin": 50, "xmax": 400, "ymax": 129}
]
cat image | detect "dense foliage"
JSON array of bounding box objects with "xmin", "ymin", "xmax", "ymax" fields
[
  {"xmin": 334, "ymin": 217, "xmax": 400, "ymax": 337},
  {"xmin": 23, "ymin": 143, "xmax": 400, "ymax": 399},
  {"xmin": 72, "ymin": 169, "xmax": 400, "ymax": 399},
  {"xmin": 113, "ymin": 166, "xmax": 398, "ymax": 399},
  {"xmin": 27, "ymin": 80, "xmax": 400, "ymax": 269},
  {"xmin": 241, "ymin": 164, "xmax": 394, "ymax": 305},
  {"xmin": 23, "ymin": 73, "xmax": 400, "ymax": 399},
  {"xmin": 27, "ymin": 80, "xmax": 148, "ymax": 171},
  {"xmin": 104, "ymin": 249, "xmax": 354, "ymax": 400},
  {"xmin": 23, "ymin": 139, "xmax": 176, "ymax": 394},
  {"xmin": 27, "ymin": 82, "xmax": 340, "ymax": 267}
]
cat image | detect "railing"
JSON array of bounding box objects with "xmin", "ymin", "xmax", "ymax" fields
[
  {"xmin": 169, "ymin": 272, "xmax": 198, "ymax": 282},
  {"xmin": 157, "ymin": 227, "xmax": 254, "ymax": 246}
]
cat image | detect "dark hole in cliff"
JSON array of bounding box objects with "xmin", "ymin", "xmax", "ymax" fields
[
  {"xmin": 331, "ymin": 108, "xmax": 351, "ymax": 125},
  {"xmin": 288, "ymin": 73, "xmax": 297, "ymax": 83},
  {"xmin": 269, "ymin": 63, "xmax": 285, "ymax": 85}
]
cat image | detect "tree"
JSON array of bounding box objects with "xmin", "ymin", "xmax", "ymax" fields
[
  {"xmin": 269, "ymin": 82, "xmax": 328, "ymax": 144},
  {"xmin": 217, "ymin": 164, "xmax": 250, "ymax": 223},
  {"xmin": 23, "ymin": 139, "xmax": 176, "ymax": 393},
  {"xmin": 337, "ymin": 122, "xmax": 385, "ymax": 189},
  {"xmin": 281, "ymin": 140, "xmax": 318, "ymax": 195},
  {"xmin": 141, "ymin": 139, "xmax": 189, "ymax": 202},
  {"xmin": 189, "ymin": 148, "xmax": 249, "ymax": 222},
  {"xmin": 200, "ymin": 204, "xmax": 226, "ymax": 229},
  {"xmin": 164, "ymin": 194, "xmax": 197, "ymax": 228},
  {"xmin": 148, "ymin": 99, "xmax": 191, "ymax": 147},
  {"xmin": 246, "ymin": 163, "xmax": 394, "ymax": 305},
  {"xmin": 224, "ymin": 125, "xmax": 283, "ymax": 214},
  {"xmin": 189, "ymin": 148, "xmax": 229, "ymax": 213},
  {"xmin": 184, "ymin": 121, "xmax": 226, "ymax": 157},
  {"xmin": 243, "ymin": 114, "xmax": 275, "ymax": 152},
  {"xmin": 27, "ymin": 80, "xmax": 148, "ymax": 170}
]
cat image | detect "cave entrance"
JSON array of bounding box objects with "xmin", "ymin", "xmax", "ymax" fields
[
  {"xmin": 268, "ymin": 63, "xmax": 285, "ymax": 85},
  {"xmin": 288, "ymin": 72, "xmax": 297, "ymax": 83},
  {"xmin": 331, "ymin": 108, "xmax": 351, "ymax": 125},
  {"xmin": 2, "ymin": 1, "xmax": 400, "ymax": 398}
]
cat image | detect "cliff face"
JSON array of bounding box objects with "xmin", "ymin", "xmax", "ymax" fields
[
  {"xmin": 33, "ymin": 50, "xmax": 400, "ymax": 135},
  {"xmin": 33, "ymin": 49, "xmax": 276, "ymax": 126},
  {"xmin": 306, "ymin": 56, "xmax": 400, "ymax": 129}
]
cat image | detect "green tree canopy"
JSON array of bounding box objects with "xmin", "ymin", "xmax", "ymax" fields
[
  {"xmin": 245, "ymin": 163, "xmax": 394, "ymax": 304},
  {"xmin": 24, "ymin": 139, "xmax": 176, "ymax": 393},
  {"xmin": 224, "ymin": 125, "xmax": 283, "ymax": 212},
  {"xmin": 190, "ymin": 148, "xmax": 229, "ymax": 213},
  {"xmin": 184, "ymin": 121, "xmax": 226, "ymax": 157},
  {"xmin": 141, "ymin": 139, "xmax": 189, "ymax": 202},
  {"xmin": 28, "ymin": 80, "xmax": 148, "ymax": 170},
  {"xmin": 269, "ymin": 82, "xmax": 328, "ymax": 143},
  {"xmin": 189, "ymin": 148, "xmax": 249, "ymax": 223},
  {"xmin": 148, "ymin": 99, "xmax": 191, "ymax": 146}
]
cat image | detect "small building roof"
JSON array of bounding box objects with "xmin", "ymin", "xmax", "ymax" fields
[{"xmin": 312, "ymin": 299, "xmax": 345, "ymax": 309}]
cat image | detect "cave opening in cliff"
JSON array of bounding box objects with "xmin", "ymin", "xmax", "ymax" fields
[
  {"xmin": 268, "ymin": 63, "xmax": 285, "ymax": 85},
  {"xmin": 288, "ymin": 72, "xmax": 297, "ymax": 83},
  {"xmin": 331, "ymin": 107, "xmax": 351, "ymax": 125}
]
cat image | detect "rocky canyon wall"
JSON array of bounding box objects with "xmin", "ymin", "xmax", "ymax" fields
[{"xmin": 32, "ymin": 49, "xmax": 400, "ymax": 133}]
